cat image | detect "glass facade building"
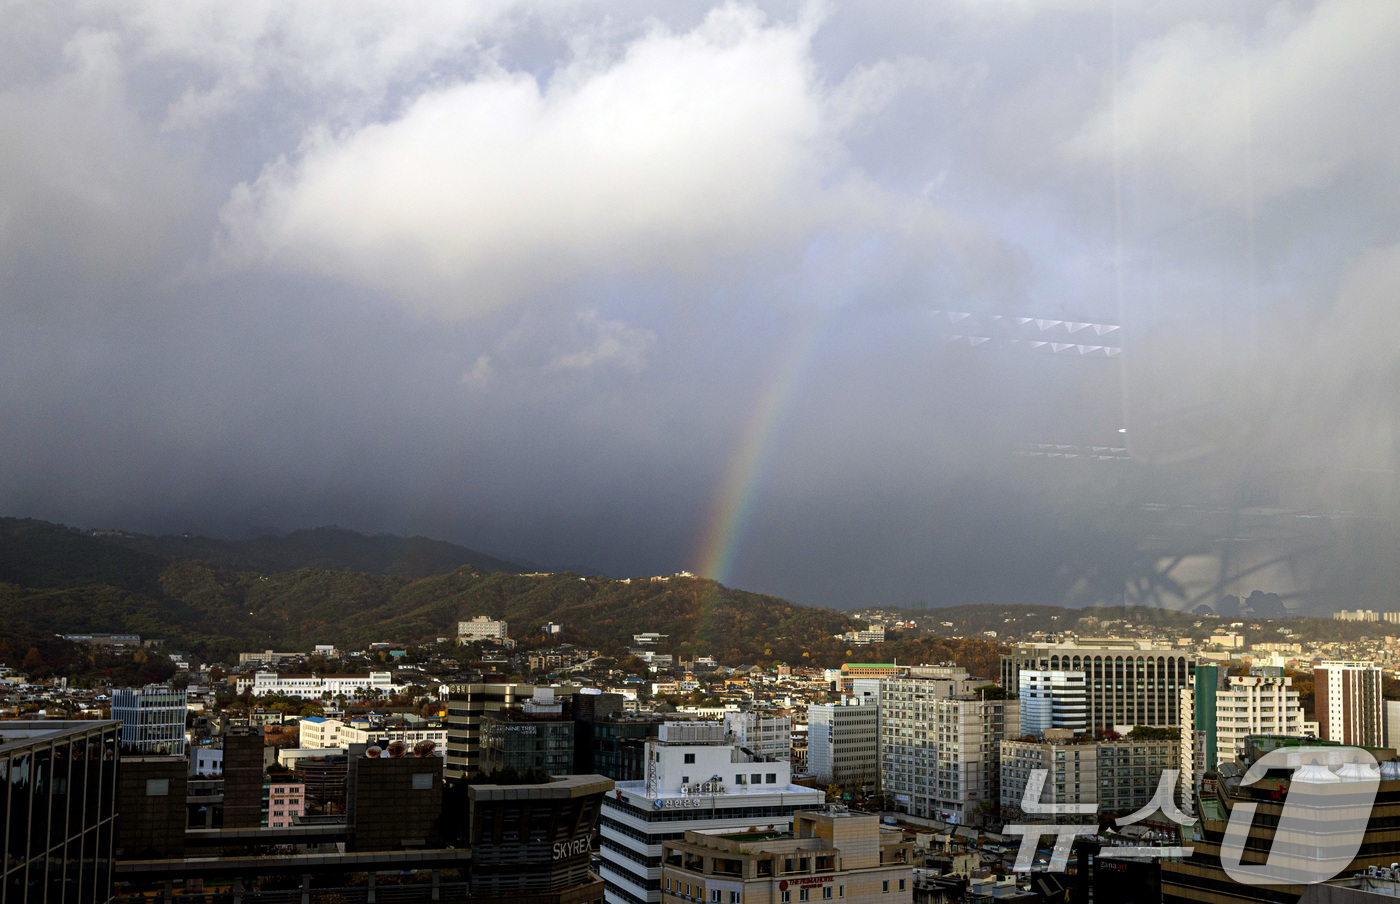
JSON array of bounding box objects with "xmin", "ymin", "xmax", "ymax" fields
[
  {"xmin": 110, "ymin": 687, "xmax": 185, "ymax": 756},
  {"xmin": 1, "ymin": 720, "xmax": 121, "ymax": 904}
]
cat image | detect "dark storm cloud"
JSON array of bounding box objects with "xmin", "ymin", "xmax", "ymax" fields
[{"xmin": 3, "ymin": 1, "xmax": 1399, "ymax": 612}]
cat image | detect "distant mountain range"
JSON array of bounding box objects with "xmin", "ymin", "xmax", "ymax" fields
[{"xmin": 98, "ymin": 525, "xmax": 532, "ymax": 580}]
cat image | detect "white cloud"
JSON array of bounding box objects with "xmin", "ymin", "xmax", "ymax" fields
[
  {"xmin": 214, "ymin": 4, "xmax": 892, "ymax": 318},
  {"xmin": 119, "ymin": 0, "xmax": 521, "ymax": 130},
  {"xmin": 0, "ymin": 27, "xmax": 192, "ymax": 279},
  {"xmin": 1067, "ymin": 0, "xmax": 1400, "ymax": 208},
  {"xmin": 547, "ymin": 310, "xmax": 656, "ymax": 373}
]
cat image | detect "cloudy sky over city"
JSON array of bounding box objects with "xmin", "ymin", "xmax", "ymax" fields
[{"xmin": 4, "ymin": 0, "xmax": 1399, "ymax": 610}]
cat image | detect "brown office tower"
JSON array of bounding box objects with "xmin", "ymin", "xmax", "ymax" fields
[
  {"xmin": 221, "ymin": 726, "xmax": 266, "ymax": 828},
  {"xmin": 345, "ymin": 747, "xmax": 444, "ymax": 851},
  {"xmin": 467, "ymin": 774, "xmax": 613, "ymax": 904},
  {"xmin": 114, "ymin": 756, "xmax": 187, "ymax": 859}
]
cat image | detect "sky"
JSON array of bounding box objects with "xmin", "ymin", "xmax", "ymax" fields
[{"xmin": 3, "ymin": 0, "xmax": 1400, "ymax": 612}]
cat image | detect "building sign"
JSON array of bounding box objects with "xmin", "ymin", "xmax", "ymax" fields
[
  {"xmin": 553, "ymin": 831, "xmax": 595, "ymax": 861},
  {"xmin": 653, "ymin": 797, "xmax": 704, "ymax": 809},
  {"xmin": 779, "ymin": 878, "xmax": 834, "ymax": 890}
]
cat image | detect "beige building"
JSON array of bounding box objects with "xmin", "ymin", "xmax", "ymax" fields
[
  {"xmin": 1000, "ymin": 731, "xmax": 1179, "ymax": 816},
  {"xmin": 660, "ymin": 809, "xmax": 913, "ymax": 904}
]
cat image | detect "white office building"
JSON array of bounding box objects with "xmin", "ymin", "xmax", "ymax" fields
[
  {"xmin": 1214, "ymin": 674, "xmax": 1305, "ymax": 766},
  {"xmin": 880, "ymin": 678, "xmax": 1017, "ymax": 824},
  {"xmin": 807, "ymin": 699, "xmax": 880, "ymax": 788},
  {"xmin": 112, "ymin": 684, "xmax": 187, "ymax": 755},
  {"xmin": 251, "ymin": 670, "xmax": 402, "ymax": 699},
  {"xmin": 599, "ymin": 721, "xmax": 823, "ymax": 904},
  {"xmin": 1017, "ymin": 670, "xmax": 1087, "ymax": 737},
  {"xmin": 458, "ymin": 616, "xmax": 509, "ymax": 643},
  {"xmin": 723, "ymin": 712, "xmax": 792, "ymax": 761}
]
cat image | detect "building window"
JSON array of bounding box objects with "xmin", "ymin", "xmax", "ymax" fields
[
  {"xmin": 883, "ymin": 882, "xmax": 889, "ymax": 893},
  {"xmin": 823, "ymin": 889, "xmax": 833, "ymax": 900},
  {"xmin": 412, "ymin": 773, "xmax": 433, "ymax": 790},
  {"xmin": 898, "ymin": 880, "xmax": 906, "ymax": 891},
  {"xmin": 712, "ymin": 891, "xmax": 721, "ymax": 902},
  {"xmin": 146, "ymin": 778, "xmax": 169, "ymax": 796},
  {"xmin": 782, "ymin": 894, "xmax": 790, "ymax": 903},
  {"xmin": 767, "ymin": 774, "xmax": 777, "ymax": 783},
  {"xmin": 731, "ymin": 894, "xmax": 741, "ymax": 903},
  {"xmin": 800, "ymin": 890, "xmax": 809, "ymax": 901},
  {"xmin": 685, "ymin": 753, "xmax": 696, "ymax": 764},
  {"xmin": 839, "ymin": 889, "xmax": 844, "ymax": 898}
]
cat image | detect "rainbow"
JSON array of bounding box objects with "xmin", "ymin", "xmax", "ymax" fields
[{"xmin": 695, "ymin": 314, "xmax": 831, "ymax": 585}]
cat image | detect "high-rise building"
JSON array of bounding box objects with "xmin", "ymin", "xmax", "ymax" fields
[
  {"xmin": 659, "ymin": 809, "xmax": 914, "ymax": 904},
  {"xmin": 467, "ymin": 774, "xmax": 613, "ymax": 904},
  {"xmin": 222, "ymin": 725, "xmax": 268, "ymax": 828},
  {"xmin": 1314, "ymin": 660, "xmax": 1385, "ymax": 747},
  {"xmin": 446, "ymin": 682, "xmax": 580, "ymax": 778},
  {"xmin": 1001, "ymin": 640, "xmax": 1192, "ymax": 732},
  {"xmin": 880, "ymin": 679, "xmax": 1017, "ymax": 823},
  {"xmin": 1000, "ymin": 732, "xmax": 1180, "ymax": 816},
  {"xmin": 111, "ymin": 684, "xmax": 186, "ymax": 755},
  {"xmin": 1180, "ymin": 663, "xmax": 1230, "ymax": 807},
  {"xmin": 598, "ymin": 721, "xmax": 824, "ymax": 904},
  {"xmin": 481, "ymin": 697, "xmax": 577, "ymax": 776},
  {"xmin": 807, "ymin": 699, "xmax": 879, "ymax": 789},
  {"xmin": 344, "ymin": 747, "xmax": 444, "ymax": 852},
  {"xmin": 723, "ymin": 712, "xmax": 792, "ymax": 761},
  {"xmin": 1213, "ymin": 673, "xmax": 1306, "ymax": 766},
  {"xmin": 1017, "ymin": 670, "xmax": 1087, "ymax": 737},
  {"xmin": 0, "ymin": 720, "xmax": 121, "ymax": 904}
]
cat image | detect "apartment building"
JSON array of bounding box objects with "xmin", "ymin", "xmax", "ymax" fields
[
  {"xmin": 1315, "ymin": 660, "xmax": 1384, "ymax": 746},
  {"xmin": 880, "ymin": 678, "xmax": 1017, "ymax": 823}
]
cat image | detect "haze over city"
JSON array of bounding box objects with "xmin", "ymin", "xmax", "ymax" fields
[{"xmin": 4, "ymin": 1, "xmax": 1400, "ymax": 611}]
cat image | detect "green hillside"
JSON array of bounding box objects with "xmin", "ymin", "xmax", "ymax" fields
[
  {"xmin": 0, "ymin": 518, "xmax": 874, "ymax": 667},
  {"xmin": 102, "ymin": 524, "xmax": 528, "ymax": 579}
]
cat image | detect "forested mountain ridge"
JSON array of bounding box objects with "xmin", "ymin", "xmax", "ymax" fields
[
  {"xmin": 99, "ymin": 524, "xmax": 529, "ymax": 579},
  {"xmin": 0, "ymin": 518, "xmax": 871, "ymax": 667}
]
